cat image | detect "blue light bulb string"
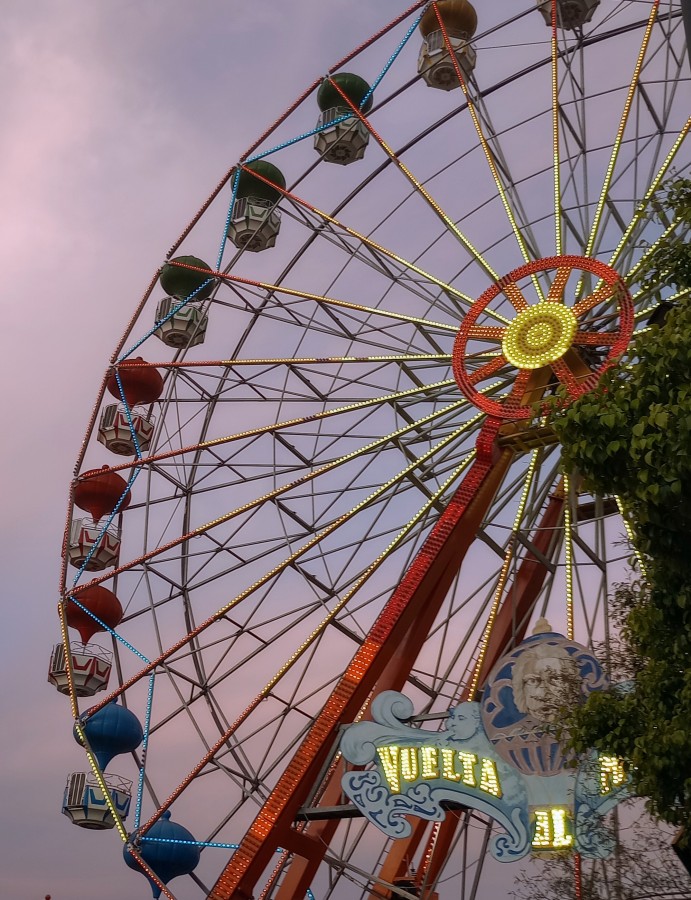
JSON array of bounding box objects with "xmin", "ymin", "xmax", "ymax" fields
[
  {"xmin": 361, "ymin": 10, "xmax": 422, "ymax": 109},
  {"xmin": 243, "ymin": 14, "xmax": 420, "ymax": 169},
  {"xmin": 68, "ymin": 599, "xmax": 151, "ymax": 666},
  {"xmin": 114, "ymin": 370, "xmax": 144, "ymax": 461},
  {"xmin": 213, "ymin": 167, "xmax": 241, "ymax": 277},
  {"xmin": 140, "ymin": 839, "xmax": 241, "ymax": 848},
  {"xmin": 117, "ymin": 277, "xmax": 214, "ymax": 363},
  {"xmin": 70, "ymin": 466, "xmax": 138, "ymax": 584},
  {"xmin": 66, "ymin": 13, "xmax": 424, "ymax": 893},
  {"xmin": 133, "ymin": 672, "xmax": 156, "ymax": 831},
  {"xmin": 244, "ymin": 113, "xmax": 354, "ymax": 166},
  {"xmin": 137, "ymin": 838, "xmax": 317, "ymax": 898}
]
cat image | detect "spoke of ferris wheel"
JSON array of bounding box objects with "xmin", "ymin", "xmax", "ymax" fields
[
  {"xmin": 631, "ymin": 285, "xmax": 690, "ymax": 326},
  {"xmin": 573, "ymin": 330, "xmax": 620, "ymax": 347},
  {"xmin": 545, "ymin": 266, "xmax": 571, "ymax": 303},
  {"xmin": 238, "ymin": 167, "xmax": 469, "ymax": 298},
  {"xmin": 220, "ymin": 192, "xmax": 460, "ymax": 312},
  {"xmin": 608, "ymin": 115, "xmax": 691, "ymax": 276},
  {"xmin": 162, "ymin": 1, "xmax": 428, "ymax": 262},
  {"xmin": 551, "ymin": 357, "xmax": 584, "ymax": 394},
  {"xmin": 215, "ymin": 268, "xmax": 460, "ymax": 332},
  {"xmin": 467, "ymin": 447, "xmax": 541, "ymax": 696},
  {"xmin": 580, "ymin": 0, "xmax": 660, "ymax": 269},
  {"xmin": 235, "ymin": 172, "xmax": 514, "ymax": 329},
  {"xmin": 324, "ymin": 73, "xmax": 499, "ymax": 284},
  {"xmin": 466, "ymin": 86, "xmax": 543, "ymax": 259},
  {"xmin": 447, "ymin": 452, "xmax": 562, "ymax": 693},
  {"xmin": 120, "ymin": 353, "xmax": 454, "ymax": 370},
  {"xmin": 572, "ymin": 280, "xmax": 617, "ymax": 317},
  {"xmin": 74, "ymin": 393, "xmax": 473, "ymax": 593},
  {"xmin": 432, "ymin": 4, "xmax": 543, "ymax": 301},
  {"xmin": 75, "ymin": 378, "xmax": 460, "ymax": 479},
  {"xmin": 467, "ymin": 354, "xmax": 510, "ymax": 386},
  {"xmin": 550, "ymin": 1, "xmax": 563, "ymax": 255},
  {"xmin": 78, "ymin": 401, "xmax": 488, "ymax": 713},
  {"xmin": 626, "ymin": 215, "xmax": 686, "ymax": 283},
  {"xmin": 135, "ymin": 445, "xmax": 478, "ymax": 836}
]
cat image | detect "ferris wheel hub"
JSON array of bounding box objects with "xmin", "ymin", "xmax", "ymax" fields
[
  {"xmin": 502, "ymin": 304, "xmax": 578, "ymax": 370},
  {"xmin": 453, "ymin": 255, "xmax": 634, "ymax": 420}
]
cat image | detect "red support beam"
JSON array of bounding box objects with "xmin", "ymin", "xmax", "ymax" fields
[
  {"xmin": 405, "ymin": 489, "xmax": 565, "ymax": 894},
  {"xmin": 208, "ymin": 422, "xmax": 507, "ymax": 899}
]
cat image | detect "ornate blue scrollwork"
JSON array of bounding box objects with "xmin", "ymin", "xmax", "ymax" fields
[{"xmin": 339, "ymin": 630, "xmax": 631, "ymax": 862}]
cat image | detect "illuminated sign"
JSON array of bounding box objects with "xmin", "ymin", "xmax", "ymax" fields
[
  {"xmin": 376, "ymin": 745, "xmax": 502, "ymax": 796},
  {"xmin": 600, "ymin": 755, "xmax": 626, "ymax": 794},
  {"xmin": 531, "ymin": 807, "xmax": 573, "ymax": 851},
  {"xmin": 340, "ymin": 628, "xmax": 630, "ymax": 862}
]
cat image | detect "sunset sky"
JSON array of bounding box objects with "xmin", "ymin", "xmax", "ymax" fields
[
  {"xmin": 1, "ymin": 2, "xmax": 687, "ymax": 898},
  {"xmin": 0, "ymin": 3, "xmax": 421, "ymax": 896}
]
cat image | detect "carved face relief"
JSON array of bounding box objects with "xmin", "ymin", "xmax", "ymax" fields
[{"xmin": 512, "ymin": 650, "xmax": 578, "ymax": 723}]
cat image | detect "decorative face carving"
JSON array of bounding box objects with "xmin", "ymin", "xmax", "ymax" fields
[
  {"xmin": 512, "ymin": 646, "xmax": 578, "ymax": 722},
  {"xmin": 446, "ymin": 701, "xmax": 482, "ymax": 741}
]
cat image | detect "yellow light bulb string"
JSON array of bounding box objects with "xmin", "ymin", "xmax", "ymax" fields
[
  {"xmin": 468, "ymin": 448, "xmax": 540, "ymax": 696},
  {"xmin": 578, "ymin": 0, "xmax": 660, "ymax": 296},
  {"xmin": 564, "ymin": 472, "xmax": 574, "ymax": 641},
  {"xmin": 432, "ymin": 4, "xmax": 545, "ymax": 301},
  {"xmin": 57, "ymin": 601, "xmax": 79, "ymax": 720},
  {"xmin": 550, "ymin": 0, "xmax": 562, "ymax": 256},
  {"xmin": 609, "ymin": 116, "xmax": 691, "ymax": 278},
  {"xmin": 616, "ymin": 495, "xmax": 647, "ymax": 579}
]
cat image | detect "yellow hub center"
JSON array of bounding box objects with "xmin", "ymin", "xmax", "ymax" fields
[{"xmin": 502, "ymin": 304, "xmax": 578, "ymax": 370}]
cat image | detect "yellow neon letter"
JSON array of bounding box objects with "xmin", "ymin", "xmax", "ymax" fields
[
  {"xmin": 479, "ymin": 757, "xmax": 502, "ymax": 798},
  {"xmin": 421, "ymin": 746, "xmax": 440, "ymax": 779},
  {"xmin": 551, "ymin": 808, "xmax": 573, "ymax": 848},
  {"xmin": 457, "ymin": 751, "xmax": 478, "ymax": 787},
  {"xmin": 377, "ymin": 746, "xmax": 401, "ymax": 793},
  {"xmin": 531, "ymin": 808, "xmax": 573, "ymax": 849},
  {"xmin": 532, "ymin": 809, "xmax": 552, "ymax": 848},
  {"xmin": 440, "ymin": 747, "xmax": 461, "ymax": 782},
  {"xmin": 600, "ymin": 756, "xmax": 626, "ymax": 794},
  {"xmin": 400, "ymin": 747, "xmax": 419, "ymax": 783}
]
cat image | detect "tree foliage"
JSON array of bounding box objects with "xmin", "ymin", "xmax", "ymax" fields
[
  {"xmin": 512, "ymin": 811, "xmax": 691, "ymax": 900},
  {"xmin": 639, "ymin": 178, "xmax": 691, "ymax": 298},
  {"xmin": 549, "ymin": 178, "xmax": 691, "ymax": 828}
]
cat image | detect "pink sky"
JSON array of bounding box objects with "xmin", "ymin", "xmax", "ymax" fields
[
  {"xmin": 1, "ymin": 2, "xmax": 688, "ymax": 898},
  {"xmin": 0, "ymin": 4, "xmax": 421, "ymax": 897}
]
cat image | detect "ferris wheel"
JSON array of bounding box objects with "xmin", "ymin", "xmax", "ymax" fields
[{"xmin": 51, "ymin": 1, "xmax": 690, "ymax": 898}]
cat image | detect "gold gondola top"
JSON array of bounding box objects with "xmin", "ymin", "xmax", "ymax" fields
[{"xmin": 419, "ymin": 0, "xmax": 478, "ymax": 40}]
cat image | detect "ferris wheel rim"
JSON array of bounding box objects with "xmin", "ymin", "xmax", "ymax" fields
[{"xmin": 56, "ymin": 2, "xmax": 690, "ymax": 897}]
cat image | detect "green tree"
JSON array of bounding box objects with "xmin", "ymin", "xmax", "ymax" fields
[{"xmin": 549, "ymin": 178, "xmax": 691, "ymax": 828}]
